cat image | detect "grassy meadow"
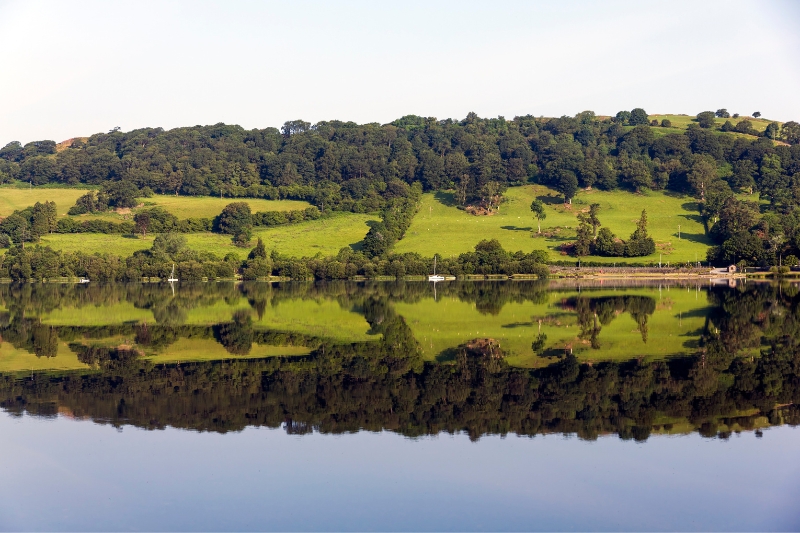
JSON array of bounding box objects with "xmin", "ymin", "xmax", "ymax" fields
[
  {"xmin": 5, "ymin": 182, "xmax": 712, "ymax": 264},
  {"xmin": 0, "ymin": 186, "xmax": 312, "ymax": 220},
  {"xmin": 40, "ymin": 212, "xmax": 377, "ymax": 258},
  {"xmin": 138, "ymin": 195, "xmax": 311, "ymax": 218},
  {"xmin": 395, "ymin": 186, "xmax": 711, "ymax": 264},
  {"xmin": 0, "ymin": 187, "xmax": 88, "ymax": 218},
  {"xmin": 648, "ymin": 113, "xmax": 775, "ymax": 132}
]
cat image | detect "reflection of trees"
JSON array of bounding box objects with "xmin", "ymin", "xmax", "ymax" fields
[
  {"xmin": 31, "ymin": 324, "xmax": 58, "ymax": 358},
  {"xmin": 566, "ymin": 295, "xmax": 656, "ymax": 347},
  {"xmin": 213, "ymin": 310, "xmax": 254, "ymax": 355},
  {"xmin": 2, "ymin": 285, "xmax": 800, "ymax": 442},
  {"xmin": 1, "ymin": 282, "xmax": 800, "ymax": 442}
]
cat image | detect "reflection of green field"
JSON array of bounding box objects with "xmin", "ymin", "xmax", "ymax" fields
[
  {"xmin": 395, "ymin": 286, "xmax": 711, "ymax": 367},
  {"xmin": 40, "ymin": 212, "xmax": 375, "ymax": 258},
  {"xmin": 41, "ymin": 302, "xmax": 152, "ymax": 325},
  {"xmin": 39, "ymin": 296, "xmax": 373, "ymax": 342},
  {"xmin": 255, "ymin": 299, "xmax": 374, "ymax": 342},
  {"xmin": 0, "ymin": 342, "xmax": 89, "ymax": 372},
  {"xmin": 143, "ymin": 337, "xmax": 310, "ymax": 363},
  {"xmin": 395, "ymin": 186, "xmax": 711, "ymax": 264}
]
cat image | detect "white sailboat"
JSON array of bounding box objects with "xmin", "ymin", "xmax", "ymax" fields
[
  {"xmin": 167, "ymin": 264, "xmax": 178, "ymax": 282},
  {"xmin": 78, "ymin": 277, "xmax": 90, "ymax": 283},
  {"xmin": 428, "ymin": 256, "xmax": 444, "ymax": 282}
]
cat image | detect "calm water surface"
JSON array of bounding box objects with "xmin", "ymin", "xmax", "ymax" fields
[{"xmin": 0, "ymin": 280, "xmax": 798, "ymax": 531}]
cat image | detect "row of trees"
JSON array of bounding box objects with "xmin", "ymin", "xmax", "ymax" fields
[{"xmin": 0, "ymin": 235, "xmax": 549, "ymax": 281}]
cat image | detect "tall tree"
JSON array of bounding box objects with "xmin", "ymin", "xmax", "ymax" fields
[{"xmin": 530, "ymin": 199, "xmax": 546, "ymax": 234}]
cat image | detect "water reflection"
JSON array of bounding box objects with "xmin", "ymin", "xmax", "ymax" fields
[{"xmin": 0, "ymin": 280, "xmax": 798, "ymax": 441}]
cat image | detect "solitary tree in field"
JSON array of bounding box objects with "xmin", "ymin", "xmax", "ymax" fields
[
  {"xmin": 588, "ymin": 203, "xmax": 602, "ymax": 237},
  {"xmin": 134, "ymin": 211, "xmax": 151, "ymax": 238},
  {"xmin": 752, "ymin": 111, "xmax": 761, "ymax": 118},
  {"xmin": 530, "ymin": 199, "xmax": 546, "ymax": 233},
  {"xmin": 715, "ymin": 109, "xmax": 730, "ymax": 118}
]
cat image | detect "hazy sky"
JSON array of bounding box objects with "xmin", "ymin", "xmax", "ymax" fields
[{"xmin": 1, "ymin": 0, "xmax": 799, "ymax": 146}]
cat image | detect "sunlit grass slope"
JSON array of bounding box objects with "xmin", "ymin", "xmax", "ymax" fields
[
  {"xmin": 0, "ymin": 187, "xmax": 311, "ymax": 220},
  {"xmin": 395, "ymin": 285, "xmax": 711, "ymax": 367},
  {"xmin": 0, "ymin": 187, "xmax": 88, "ymax": 218},
  {"xmin": 648, "ymin": 114, "xmax": 775, "ymax": 132},
  {"xmin": 138, "ymin": 195, "xmax": 311, "ymax": 218},
  {"xmin": 39, "ymin": 212, "xmax": 377, "ymax": 259},
  {"xmin": 395, "ymin": 186, "xmax": 711, "ymax": 264}
]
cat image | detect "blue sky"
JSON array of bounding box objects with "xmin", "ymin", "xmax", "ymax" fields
[{"xmin": 1, "ymin": 0, "xmax": 798, "ymax": 146}]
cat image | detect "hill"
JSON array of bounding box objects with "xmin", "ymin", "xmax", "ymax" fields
[{"xmin": 396, "ymin": 185, "xmax": 711, "ymax": 264}]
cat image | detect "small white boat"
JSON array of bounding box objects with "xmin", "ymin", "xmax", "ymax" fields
[
  {"xmin": 428, "ymin": 256, "xmax": 445, "ymax": 282},
  {"xmin": 78, "ymin": 277, "xmax": 90, "ymax": 283},
  {"xmin": 167, "ymin": 264, "xmax": 179, "ymax": 282}
]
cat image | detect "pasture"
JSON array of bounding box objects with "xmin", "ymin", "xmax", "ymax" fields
[
  {"xmin": 0, "ymin": 186, "xmax": 312, "ymax": 220},
  {"xmin": 647, "ymin": 113, "xmax": 775, "ymax": 132},
  {"xmin": 39, "ymin": 212, "xmax": 377, "ymax": 259},
  {"xmin": 0, "ymin": 187, "xmax": 88, "ymax": 218},
  {"xmin": 395, "ymin": 186, "xmax": 712, "ymax": 264},
  {"xmin": 138, "ymin": 194, "xmax": 311, "ymax": 218}
]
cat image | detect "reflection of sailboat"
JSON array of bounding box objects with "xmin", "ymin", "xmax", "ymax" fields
[
  {"xmin": 167, "ymin": 264, "xmax": 178, "ymax": 283},
  {"xmin": 428, "ymin": 256, "xmax": 445, "ymax": 282},
  {"xmin": 78, "ymin": 277, "xmax": 90, "ymax": 283}
]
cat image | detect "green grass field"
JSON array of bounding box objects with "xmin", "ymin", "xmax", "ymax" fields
[
  {"xmin": 396, "ymin": 285, "xmax": 711, "ymax": 367},
  {"xmin": 0, "ymin": 187, "xmax": 88, "ymax": 218},
  {"xmin": 0, "ymin": 186, "xmax": 312, "ymax": 220},
  {"xmin": 648, "ymin": 114, "xmax": 775, "ymax": 132},
  {"xmin": 39, "ymin": 212, "xmax": 377, "ymax": 258},
  {"xmin": 395, "ymin": 186, "xmax": 711, "ymax": 264},
  {"xmin": 138, "ymin": 195, "xmax": 311, "ymax": 218}
]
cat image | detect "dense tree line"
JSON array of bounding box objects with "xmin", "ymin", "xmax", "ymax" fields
[
  {"xmin": 0, "ymin": 282, "xmax": 798, "ymax": 440},
  {"xmin": 2, "ymin": 110, "xmax": 800, "ymax": 263},
  {"xmin": 0, "ymin": 234, "xmax": 548, "ymax": 281}
]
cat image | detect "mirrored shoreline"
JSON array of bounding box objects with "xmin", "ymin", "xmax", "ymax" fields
[{"xmin": 1, "ymin": 280, "xmax": 798, "ymax": 441}]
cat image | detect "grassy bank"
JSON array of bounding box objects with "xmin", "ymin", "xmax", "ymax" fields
[{"xmin": 395, "ymin": 186, "xmax": 711, "ymax": 264}]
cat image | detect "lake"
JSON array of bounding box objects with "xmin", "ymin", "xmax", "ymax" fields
[{"xmin": 0, "ymin": 280, "xmax": 798, "ymax": 531}]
